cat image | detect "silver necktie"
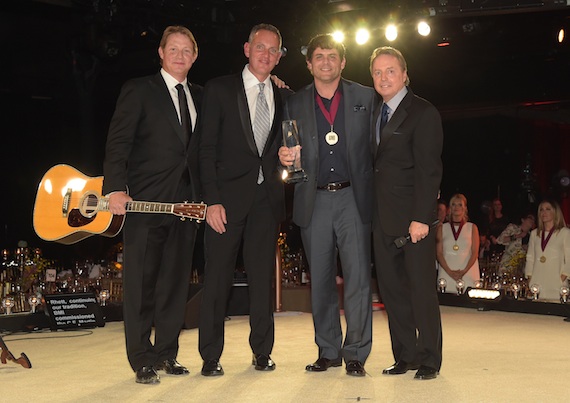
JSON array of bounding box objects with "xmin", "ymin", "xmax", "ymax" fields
[{"xmin": 253, "ymin": 83, "xmax": 270, "ymax": 183}]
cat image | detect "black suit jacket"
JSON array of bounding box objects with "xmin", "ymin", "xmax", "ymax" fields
[
  {"xmin": 103, "ymin": 73, "xmax": 202, "ymax": 210},
  {"xmin": 371, "ymin": 88, "xmax": 443, "ymax": 235},
  {"xmin": 199, "ymin": 73, "xmax": 290, "ymax": 223}
]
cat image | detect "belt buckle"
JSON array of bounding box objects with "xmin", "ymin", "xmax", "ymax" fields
[{"xmin": 328, "ymin": 183, "xmax": 339, "ymax": 192}]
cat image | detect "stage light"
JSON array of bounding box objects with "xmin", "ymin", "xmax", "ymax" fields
[
  {"xmin": 28, "ymin": 295, "xmax": 40, "ymax": 313},
  {"xmin": 456, "ymin": 279, "xmax": 465, "ymax": 295},
  {"xmin": 560, "ymin": 286, "xmax": 569, "ymax": 303},
  {"xmin": 467, "ymin": 288, "xmax": 502, "ymax": 301},
  {"xmin": 99, "ymin": 289, "xmax": 110, "ymax": 306},
  {"xmin": 332, "ymin": 30, "xmax": 345, "ymax": 43},
  {"xmin": 438, "ymin": 278, "xmax": 447, "ymax": 293},
  {"xmin": 355, "ymin": 28, "xmax": 370, "ymax": 45},
  {"xmin": 2, "ymin": 297, "xmax": 15, "ymax": 315},
  {"xmin": 385, "ymin": 24, "xmax": 397, "ymax": 41},
  {"xmin": 511, "ymin": 283, "xmax": 521, "ymax": 300},
  {"xmin": 558, "ymin": 28, "xmax": 565, "ymax": 43},
  {"xmin": 530, "ymin": 284, "xmax": 540, "ymax": 300},
  {"xmin": 417, "ymin": 21, "xmax": 431, "ymax": 36}
]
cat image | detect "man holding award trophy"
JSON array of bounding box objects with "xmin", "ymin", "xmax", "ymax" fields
[{"xmin": 278, "ymin": 34, "xmax": 375, "ymax": 377}]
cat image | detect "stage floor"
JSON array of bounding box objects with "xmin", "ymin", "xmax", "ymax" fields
[{"xmin": 1, "ymin": 305, "xmax": 568, "ymax": 402}]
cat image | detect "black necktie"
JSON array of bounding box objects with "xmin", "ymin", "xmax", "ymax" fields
[
  {"xmin": 376, "ymin": 103, "xmax": 390, "ymax": 145},
  {"xmin": 175, "ymin": 83, "xmax": 192, "ymax": 145}
]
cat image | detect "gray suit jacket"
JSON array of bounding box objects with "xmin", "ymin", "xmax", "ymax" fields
[{"xmin": 284, "ymin": 78, "xmax": 376, "ymax": 228}]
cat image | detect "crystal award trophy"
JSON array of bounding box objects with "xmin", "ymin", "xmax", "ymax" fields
[{"xmin": 282, "ymin": 119, "xmax": 308, "ymax": 184}]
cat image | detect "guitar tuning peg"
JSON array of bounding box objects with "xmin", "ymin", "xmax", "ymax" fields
[{"xmin": 180, "ymin": 217, "xmax": 186, "ymax": 221}]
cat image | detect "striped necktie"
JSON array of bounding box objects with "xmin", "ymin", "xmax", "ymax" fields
[{"xmin": 253, "ymin": 82, "xmax": 270, "ymax": 183}]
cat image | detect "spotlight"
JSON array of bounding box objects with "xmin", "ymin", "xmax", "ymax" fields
[
  {"xmin": 332, "ymin": 30, "xmax": 345, "ymax": 43},
  {"xmin": 355, "ymin": 28, "xmax": 370, "ymax": 45},
  {"xmin": 385, "ymin": 24, "xmax": 397, "ymax": 42},
  {"xmin": 417, "ymin": 21, "xmax": 431, "ymax": 36},
  {"xmin": 558, "ymin": 28, "xmax": 565, "ymax": 43}
]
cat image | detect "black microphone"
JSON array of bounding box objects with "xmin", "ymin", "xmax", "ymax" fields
[{"xmin": 394, "ymin": 219, "xmax": 440, "ymax": 249}]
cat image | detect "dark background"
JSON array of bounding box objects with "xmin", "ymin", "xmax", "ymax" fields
[{"xmin": 1, "ymin": 0, "xmax": 569, "ymax": 264}]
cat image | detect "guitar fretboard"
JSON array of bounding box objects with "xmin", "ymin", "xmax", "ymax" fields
[{"xmin": 125, "ymin": 201, "xmax": 173, "ymax": 213}]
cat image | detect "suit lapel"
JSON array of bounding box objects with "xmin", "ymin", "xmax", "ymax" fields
[
  {"xmin": 235, "ymin": 75, "xmax": 259, "ymax": 156},
  {"xmin": 376, "ymin": 89, "xmax": 414, "ymax": 156},
  {"xmin": 151, "ymin": 74, "xmax": 187, "ymax": 147}
]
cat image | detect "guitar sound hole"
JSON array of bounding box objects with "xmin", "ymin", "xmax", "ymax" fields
[{"xmin": 80, "ymin": 193, "xmax": 100, "ymax": 218}]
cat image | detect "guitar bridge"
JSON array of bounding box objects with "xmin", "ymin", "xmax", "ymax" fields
[{"xmin": 62, "ymin": 188, "xmax": 72, "ymax": 217}]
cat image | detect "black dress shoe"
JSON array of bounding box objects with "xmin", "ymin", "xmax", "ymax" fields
[
  {"xmin": 382, "ymin": 360, "xmax": 420, "ymax": 375},
  {"xmin": 414, "ymin": 365, "xmax": 438, "ymax": 380},
  {"xmin": 305, "ymin": 357, "xmax": 342, "ymax": 372},
  {"xmin": 135, "ymin": 366, "xmax": 160, "ymax": 384},
  {"xmin": 252, "ymin": 354, "xmax": 276, "ymax": 371},
  {"xmin": 345, "ymin": 360, "xmax": 366, "ymax": 377},
  {"xmin": 201, "ymin": 359, "xmax": 224, "ymax": 376},
  {"xmin": 155, "ymin": 358, "xmax": 189, "ymax": 375}
]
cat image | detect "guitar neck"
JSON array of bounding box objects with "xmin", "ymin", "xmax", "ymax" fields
[{"xmin": 100, "ymin": 199, "xmax": 175, "ymax": 214}]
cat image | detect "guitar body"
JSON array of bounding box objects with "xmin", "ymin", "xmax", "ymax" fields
[{"xmin": 33, "ymin": 164, "xmax": 125, "ymax": 244}]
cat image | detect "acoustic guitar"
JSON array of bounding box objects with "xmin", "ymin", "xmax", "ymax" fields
[{"xmin": 33, "ymin": 164, "xmax": 207, "ymax": 245}]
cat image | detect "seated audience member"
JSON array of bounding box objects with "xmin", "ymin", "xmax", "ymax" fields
[
  {"xmin": 496, "ymin": 213, "xmax": 535, "ymax": 275},
  {"xmin": 525, "ymin": 200, "xmax": 570, "ymax": 301},
  {"xmin": 436, "ymin": 194, "xmax": 480, "ymax": 292}
]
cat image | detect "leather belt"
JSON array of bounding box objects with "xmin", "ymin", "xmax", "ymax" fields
[{"xmin": 317, "ymin": 181, "xmax": 351, "ymax": 192}]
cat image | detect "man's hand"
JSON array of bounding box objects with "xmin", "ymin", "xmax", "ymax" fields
[
  {"xmin": 409, "ymin": 221, "xmax": 429, "ymax": 243},
  {"xmin": 108, "ymin": 192, "xmax": 132, "ymax": 215},
  {"xmin": 271, "ymin": 74, "xmax": 290, "ymax": 89},
  {"xmin": 278, "ymin": 145, "xmax": 300, "ymax": 167},
  {"xmin": 206, "ymin": 204, "xmax": 227, "ymax": 234}
]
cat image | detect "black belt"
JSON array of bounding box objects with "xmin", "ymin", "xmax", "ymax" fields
[{"xmin": 317, "ymin": 181, "xmax": 351, "ymax": 191}]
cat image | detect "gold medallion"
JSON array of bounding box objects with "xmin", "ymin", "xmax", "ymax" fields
[
  {"xmin": 453, "ymin": 244, "xmax": 459, "ymax": 251},
  {"xmin": 325, "ymin": 131, "xmax": 338, "ymax": 145},
  {"xmin": 539, "ymin": 256, "xmax": 546, "ymax": 263}
]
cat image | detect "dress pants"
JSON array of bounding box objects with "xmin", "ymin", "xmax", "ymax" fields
[
  {"xmin": 122, "ymin": 214, "xmax": 197, "ymax": 371},
  {"xmin": 199, "ymin": 183, "xmax": 279, "ymax": 360},
  {"xmin": 373, "ymin": 228, "xmax": 442, "ymax": 370},
  {"xmin": 301, "ymin": 187, "xmax": 372, "ymax": 363}
]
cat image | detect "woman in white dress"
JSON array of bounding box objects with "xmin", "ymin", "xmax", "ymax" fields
[
  {"xmin": 525, "ymin": 200, "xmax": 570, "ymax": 302},
  {"xmin": 436, "ymin": 194, "xmax": 480, "ymax": 293}
]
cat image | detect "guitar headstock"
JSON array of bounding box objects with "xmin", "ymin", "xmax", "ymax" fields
[{"xmin": 172, "ymin": 202, "xmax": 207, "ymax": 222}]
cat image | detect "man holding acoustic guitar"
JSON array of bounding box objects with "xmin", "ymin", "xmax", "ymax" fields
[{"xmin": 102, "ymin": 25, "xmax": 203, "ymax": 385}]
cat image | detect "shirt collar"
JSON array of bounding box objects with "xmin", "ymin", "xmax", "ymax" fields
[
  {"xmin": 242, "ymin": 64, "xmax": 271, "ymax": 89},
  {"xmin": 385, "ymin": 85, "xmax": 408, "ymax": 112},
  {"xmin": 161, "ymin": 68, "xmax": 187, "ymax": 89}
]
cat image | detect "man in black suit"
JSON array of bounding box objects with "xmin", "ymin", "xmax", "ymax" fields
[
  {"xmin": 279, "ymin": 34, "xmax": 374, "ymax": 377},
  {"xmin": 198, "ymin": 23, "xmax": 291, "ymax": 376},
  {"xmin": 370, "ymin": 46, "xmax": 443, "ymax": 380},
  {"xmin": 103, "ymin": 26, "xmax": 202, "ymax": 384}
]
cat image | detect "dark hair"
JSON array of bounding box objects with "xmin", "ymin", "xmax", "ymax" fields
[{"xmin": 306, "ymin": 34, "xmax": 346, "ymax": 61}]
